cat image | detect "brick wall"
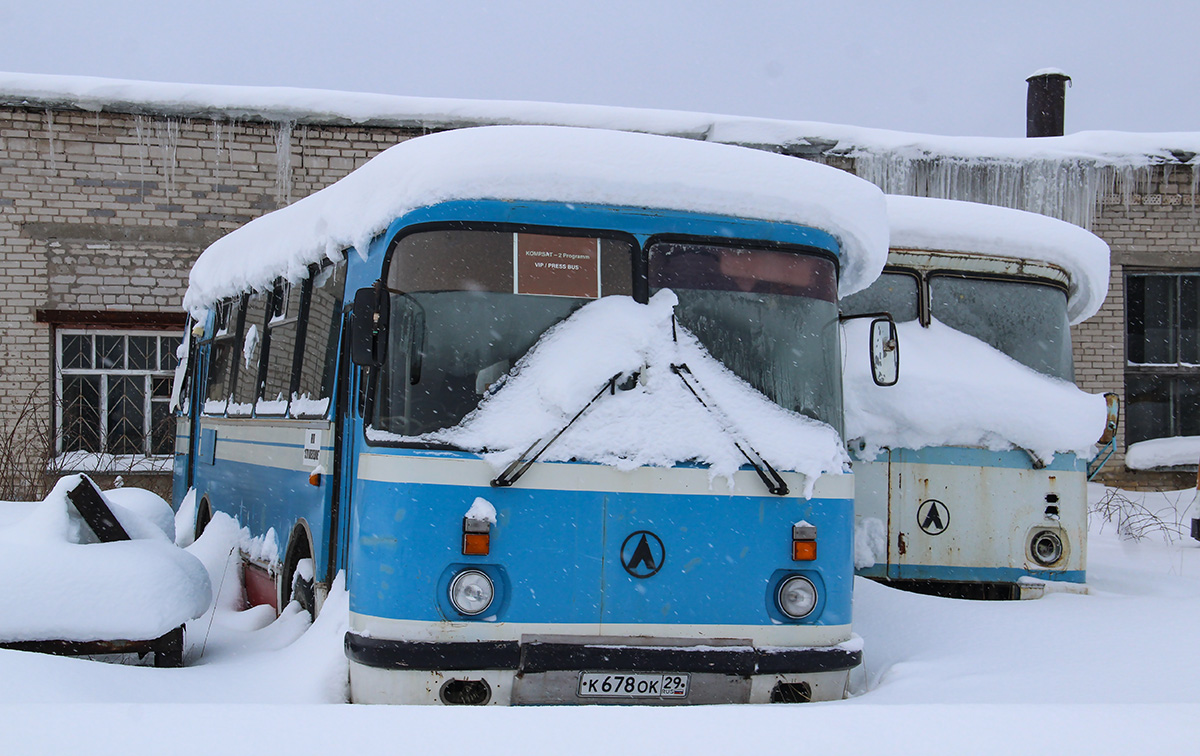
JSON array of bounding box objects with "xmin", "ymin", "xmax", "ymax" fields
[
  {"xmin": 1078, "ymin": 166, "xmax": 1200, "ymax": 487},
  {"xmin": 0, "ymin": 105, "xmax": 420, "ymax": 496}
]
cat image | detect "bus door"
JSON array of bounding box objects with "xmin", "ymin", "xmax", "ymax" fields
[
  {"xmin": 330, "ymin": 320, "xmax": 360, "ymax": 577},
  {"xmin": 172, "ymin": 327, "xmax": 204, "ymax": 506}
]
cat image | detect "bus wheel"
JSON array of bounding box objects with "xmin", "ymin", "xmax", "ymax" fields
[
  {"xmin": 290, "ymin": 557, "xmax": 316, "ymax": 619},
  {"xmin": 194, "ymin": 499, "xmax": 212, "ymax": 541},
  {"xmin": 282, "ymin": 525, "xmax": 316, "ymax": 620}
]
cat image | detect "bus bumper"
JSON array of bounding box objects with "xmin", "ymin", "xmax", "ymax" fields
[{"xmin": 345, "ymin": 632, "xmax": 861, "ymax": 705}]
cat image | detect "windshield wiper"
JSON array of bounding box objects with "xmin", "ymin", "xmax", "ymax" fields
[
  {"xmin": 670, "ymin": 363, "xmax": 789, "ymax": 496},
  {"xmin": 491, "ymin": 372, "xmax": 629, "ymax": 488}
]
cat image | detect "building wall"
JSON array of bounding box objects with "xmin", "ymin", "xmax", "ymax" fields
[
  {"xmin": 0, "ymin": 105, "xmax": 418, "ymax": 497},
  {"xmin": 1077, "ymin": 167, "xmax": 1200, "ymax": 487}
]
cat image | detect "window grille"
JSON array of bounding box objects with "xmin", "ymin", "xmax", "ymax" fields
[{"xmin": 56, "ymin": 329, "xmax": 182, "ymax": 467}]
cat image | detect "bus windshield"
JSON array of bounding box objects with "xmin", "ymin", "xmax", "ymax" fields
[
  {"xmin": 930, "ymin": 275, "xmax": 1074, "ymax": 381},
  {"xmin": 647, "ymin": 241, "xmax": 843, "ymax": 433},
  {"xmin": 371, "ymin": 228, "xmax": 633, "ymax": 437}
]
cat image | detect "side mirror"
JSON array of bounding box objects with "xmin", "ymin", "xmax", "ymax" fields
[
  {"xmin": 1098, "ymin": 392, "xmax": 1121, "ymax": 445},
  {"xmin": 870, "ymin": 317, "xmax": 899, "ymax": 387},
  {"xmin": 350, "ymin": 285, "xmax": 389, "ymax": 366}
]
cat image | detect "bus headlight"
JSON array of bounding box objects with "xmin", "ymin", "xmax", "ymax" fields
[
  {"xmin": 776, "ymin": 575, "xmax": 818, "ymax": 619},
  {"xmin": 1031, "ymin": 530, "xmax": 1064, "ymax": 566},
  {"xmin": 449, "ymin": 569, "xmax": 495, "ymax": 616}
]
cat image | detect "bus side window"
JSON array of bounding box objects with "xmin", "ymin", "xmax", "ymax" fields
[
  {"xmin": 294, "ymin": 258, "xmax": 346, "ymax": 418},
  {"xmin": 204, "ymin": 298, "xmax": 240, "ymax": 415},
  {"xmin": 230, "ymin": 290, "xmax": 270, "ymax": 416},
  {"xmin": 260, "ymin": 279, "xmax": 302, "ymax": 415}
]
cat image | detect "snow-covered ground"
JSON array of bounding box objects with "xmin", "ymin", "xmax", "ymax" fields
[{"xmin": 2, "ymin": 484, "xmax": 1197, "ymax": 755}]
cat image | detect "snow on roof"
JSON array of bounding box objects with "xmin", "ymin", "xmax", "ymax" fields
[
  {"xmin": 886, "ymin": 195, "xmax": 1110, "ymax": 323},
  {"xmin": 1125, "ymin": 436, "xmax": 1200, "ymax": 470},
  {"xmin": 844, "ymin": 319, "xmax": 1107, "ymax": 460},
  {"xmin": 184, "ymin": 125, "xmax": 889, "ymax": 311},
  {"xmin": 3, "ymin": 72, "xmax": 1197, "ymax": 168}
]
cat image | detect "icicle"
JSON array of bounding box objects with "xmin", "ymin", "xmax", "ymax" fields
[
  {"xmin": 853, "ymin": 151, "xmax": 1130, "ymax": 230},
  {"xmin": 44, "ymin": 109, "xmax": 58, "ymax": 171},
  {"xmin": 1191, "ymin": 162, "xmax": 1199, "ymax": 214},
  {"xmin": 211, "ymin": 117, "xmax": 224, "ymax": 180},
  {"xmin": 275, "ymin": 121, "xmax": 295, "ymax": 206},
  {"xmin": 134, "ymin": 115, "xmax": 148, "ymax": 190},
  {"xmin": 154, "ymin": 118, "xmax": 181, "ymax": 197}
]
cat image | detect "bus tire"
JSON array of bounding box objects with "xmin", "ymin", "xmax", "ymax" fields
[
  {"xmin": 282, "ymin": 525, "xmax": 315, "ymax": 620},
  {"xmin": 194, "ymin": 498, "xmax": 213, "ymax": 541}
]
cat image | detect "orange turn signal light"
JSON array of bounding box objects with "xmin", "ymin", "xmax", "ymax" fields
[
  {"xmin": 792, "ymin": 540, "xmax": 817, "ymax": 561},
  {"xmin": 462, "ymin": 532, "xmax": 490, "ymax": 556},
  {"xmin": 308, "ymin": 471, "xmax": 321, "ymax": 487}
]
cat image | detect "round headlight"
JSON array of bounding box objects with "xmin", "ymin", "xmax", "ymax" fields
[
  {"xmin": 1031, "ymin": 530, "xmax": 1064, "ymax": 566},
  {"xmin": 449, "ymin": 570, "xmax": 495, "ymax": 616},
  {"xmin": 777, "ymin": 575, "xmax": 818, "ymax": 619}
]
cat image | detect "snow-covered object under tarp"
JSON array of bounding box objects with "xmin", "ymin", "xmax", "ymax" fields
[
  {"xmin": 843, "ymin": 319, "xmax": 1107, "ymax": 462},
  {"xmin": 184, "ymin": 125, "xmax": 889, "ymax": 312},
  {"xmin": 0, "ymin": 476, "xmax": 212, "ymax": 644},
  {"xmin": 1125, "ymin": 436, "xmax": 1200, "ymax": 470},
  {"xmin": 371, "ymin": 291, "xmax": 848, "ymax": 497},
  {"xmin": 886, "ymin": 195, "xmax": 1111, "ymax": 324}
]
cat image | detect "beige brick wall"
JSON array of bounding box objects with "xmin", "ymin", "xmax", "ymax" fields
[
  {"xmin": 0, "ymin": 105, "xmax": 420, "ymax": 494},
  {"xmin": 1077, "ymin": 166, "xmax": 1200, "ymax": 487}
]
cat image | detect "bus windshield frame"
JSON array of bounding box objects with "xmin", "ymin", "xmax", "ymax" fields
[
  {"xmin": 929, "ymin": 272, "xmax": 1074, "ymax": 381},
  {"xmin": 646, "ymin": 238, "xmax": 844, "ymax": 433},
  {"xmin": 367, "ymin": 227, "xmax": 847, "ymax": 443},
  {"xmin": 368, "ymin": 225, "xmax": 636, "ymax": 440}
]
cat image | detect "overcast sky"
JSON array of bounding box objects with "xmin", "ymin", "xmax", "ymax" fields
[{"xmin": 0, "ymin": 0, "xmax": 1195, "ymax": 138}]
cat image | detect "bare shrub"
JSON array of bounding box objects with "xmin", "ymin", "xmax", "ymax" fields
[
  {"xmin": 0, "ymin": 383, "xmax": 65, "ymax": 502},
  {"xmin": 1089, "ymin": 486, "xmax": 1191, "ymax": 543}
]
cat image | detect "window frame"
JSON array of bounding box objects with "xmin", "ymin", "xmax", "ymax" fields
[
  {"xmin": 1124, "ymin": 270, "xmax": 1200, "ymax": 446},
  {"xmin": 54, "ymin": 327, "xmax": 182, "ymax": 468},
  {"xmin": 365, "ymin": 223, "xmax": 637, "ymax": 443},
  {"xmin": 199, "ymin": 255, "xmax": 345, "ymax": 421}
]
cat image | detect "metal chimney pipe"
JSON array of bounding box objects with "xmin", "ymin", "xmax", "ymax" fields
[{"xmin": 1026, "ymin": 69, "xmax": 1072, "ymax": 137}]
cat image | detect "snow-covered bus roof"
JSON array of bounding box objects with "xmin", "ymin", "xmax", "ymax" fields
[
  {"xmin": 184, "ymin": 125, "xmax": 889, "ymax": 311},
  {"xmin": 885, "ymin": 195, "xmax": 1111, "ymax": 324}
]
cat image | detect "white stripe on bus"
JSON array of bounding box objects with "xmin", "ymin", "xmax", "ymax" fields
[{"xmin": 358, "ymin": 452, "xmax": 854, "ymax": 499}]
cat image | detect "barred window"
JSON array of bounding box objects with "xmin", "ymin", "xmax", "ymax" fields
[{"xmin": 57, "ymin": 329, "xmax": 182, "ymax": 463}]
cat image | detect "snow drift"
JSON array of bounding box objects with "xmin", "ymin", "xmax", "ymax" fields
[{"xmin": 0, "ymin": 477, "xmax": 212, "ymax": 643}]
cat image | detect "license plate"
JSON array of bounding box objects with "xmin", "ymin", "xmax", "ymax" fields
[{"xmin": 577, "ymin": 672, "xmax": 690, "ymax": 699}]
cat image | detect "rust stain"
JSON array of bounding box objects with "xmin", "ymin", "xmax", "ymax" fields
[{"xmin": 898, "ymin": 532, "xmax": 908, "ymax": 556}]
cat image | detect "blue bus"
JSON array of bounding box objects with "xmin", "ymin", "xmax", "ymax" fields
[
  {"xmin": 841, "ymin": 196, "xmax": 1114, "ymax": 600},
  {"xmin": 172, "ymin": 125, "xmax": 891, "ymax": 704}
]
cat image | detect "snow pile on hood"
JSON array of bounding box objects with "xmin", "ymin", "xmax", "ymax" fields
[
  {"xmin": 1125, "ymin": 436, "xmax": 1200, "ymax": 470},
  {"xmin": 0, "ymin": 476, "xmax": 212, "ymax": 643},
  {"xmin": 886, "ymin": 195, "xmax": 1111, "ymax": 324},
  {"xmin": 184, "ymin": 125, "xmax": 889, "ymax": 311},
  {"xmin": 410, "ymin": 291, "xmax": 848, "ymax": 496},
  {"xmin": 844, "ymin": 319, "xmax": 1107, "ymax": 461}
]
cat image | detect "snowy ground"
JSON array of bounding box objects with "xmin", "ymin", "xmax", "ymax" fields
[{"xmin": 3, "ymin": 484, "xmax": 1198, "ymax": 755}]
